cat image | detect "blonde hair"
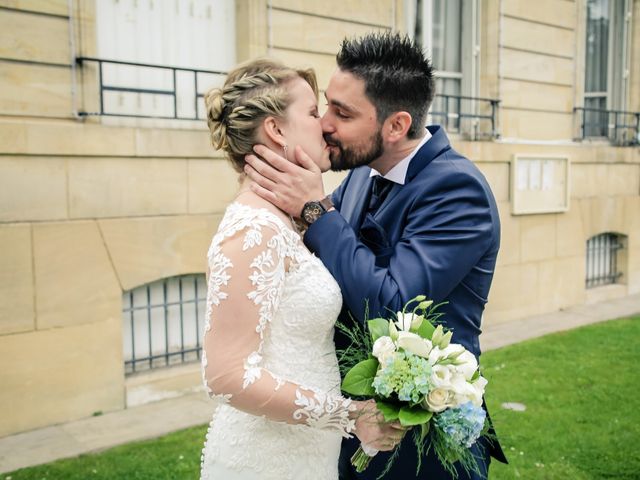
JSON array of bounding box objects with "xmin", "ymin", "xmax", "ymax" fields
[{"xmin": 205, "ymin": 58, "xmax": 318, "ymax": 172}]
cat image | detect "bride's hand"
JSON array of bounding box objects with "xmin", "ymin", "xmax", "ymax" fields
[
  {"xmin": 351, "ymin": 400, "xmax": 407, "ymax": 452},
  {"xmin": 244, "ymin": 144, "xmax": 325, "ymax": 218}
]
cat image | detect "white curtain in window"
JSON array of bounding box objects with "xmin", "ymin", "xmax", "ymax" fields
[{"xmin": 95, "ymin": 0, "xmax": 235, "ymax": 119}]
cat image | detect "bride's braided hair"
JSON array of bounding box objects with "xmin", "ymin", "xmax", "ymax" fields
[{"xmin": 205, "ymin": 59, "xmax": 318, "ymax": 172}]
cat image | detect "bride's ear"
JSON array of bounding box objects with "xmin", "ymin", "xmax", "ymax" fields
[{"xmin": 262, "ymin": 116, "xmax": 287, "ymax": 148}]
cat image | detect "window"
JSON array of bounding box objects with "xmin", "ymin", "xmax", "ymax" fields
[
  {"xmin": 585, "ymin": 233, "xmax": 625, "ymax": 288},
  {"xmin": 122, "ymin": 274, "xmax": 207, "ymax": 374},
  {"xmin": 93, "ymin": 0, "xmax": 235, "ymax": 123},
  {"xmin": 411, "ymin": 0, "xmax": 480, "ymax": 135},
  {"xmin": 583, "ymin": 0, "xmax": 632, "ymax": 140}
]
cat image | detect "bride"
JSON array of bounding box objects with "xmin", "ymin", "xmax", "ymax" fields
[{"xmin": 199, "ymin": 59, "xmax": 402, "ymax": 479}]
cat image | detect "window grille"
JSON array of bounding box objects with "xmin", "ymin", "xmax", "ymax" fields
[
  {"xmin": 122, "ymin": 274, "xmax": 207, "ymax": 374},
  {"xmin": 585, "ymin": 233, "xmax": 624, "ymax": 288}
]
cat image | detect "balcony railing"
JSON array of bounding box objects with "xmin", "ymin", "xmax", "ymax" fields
[
  {"xmin": 574, "ymin": 107, "xmax": 640, "ymax": 146},
  {"xmin": 76, "ymin": 57, "xmax": 226, "ymax": 120},
  {"xmin": 76, "ymin": 57, "xmax": 500, "ymax": 140},
  {"xmin": 429, "ymin": 94, "xmax": 500, "ymax": 140}
]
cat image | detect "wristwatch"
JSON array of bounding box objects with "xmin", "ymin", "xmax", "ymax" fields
[{"xmin": 301, "ymin": 195, "xmax": 334, "ymax": 226}]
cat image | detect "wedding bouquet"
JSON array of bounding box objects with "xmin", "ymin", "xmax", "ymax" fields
[{"xmin": 337, "ymin": 296, "xmax": 488, "ymax": 478}]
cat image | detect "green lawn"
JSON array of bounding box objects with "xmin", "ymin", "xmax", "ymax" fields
[{"xmin": 5, "ymin": 317, "xmax": 639, "ymax": 480}]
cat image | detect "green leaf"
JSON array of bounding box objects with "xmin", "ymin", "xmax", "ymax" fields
[
  {"xmin": 416, "ymin": 319, "xmax": 436, "ymax": 340},
  {"xmin": 375, "ymin": 400, "xmax": 400, "ymax": 422},
  {"xmin": 398, "ymin": 405, "xmax": 433, "ymax": 427},
  {"xmin": 420, "ymin": 421, "xmax": 430, "ymax": 441},
  {"xmin": 341, "ymin": 359, "xmax": 379, "ymax": 396},
  {"xmin": 368, "ymin": 318, "xmax": 389, "ymax": 342}
]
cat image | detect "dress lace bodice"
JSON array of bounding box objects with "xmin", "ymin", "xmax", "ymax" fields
[{"xmin": 200, "ymin": 202, "xmax": 352, "ymax": 479}]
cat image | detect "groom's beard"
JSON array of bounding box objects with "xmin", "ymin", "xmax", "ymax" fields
[{"xmin": 325, "ymin": 128, "xmax": 384, "ymax": 172}]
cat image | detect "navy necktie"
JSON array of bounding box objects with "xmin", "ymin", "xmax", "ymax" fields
[{"xmin": 368, "ymin": 176, "xmax": 393, "ymax": 213}]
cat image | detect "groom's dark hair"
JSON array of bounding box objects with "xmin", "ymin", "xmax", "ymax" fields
[{"xmin": 336, "ymin": 32, "xmax": 435, "ymax": 139}]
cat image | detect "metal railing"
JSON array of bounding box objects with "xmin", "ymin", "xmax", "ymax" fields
[
  {"xmin": 429, "ymin": 94, "xmax": 500, "ymax": 140},
  {"xmin": 585, "ymin": 233, "xmax": 625, "ymax": 289},
  {"xmin": 123, "ymin": 274, "xmax": 207, "ymax": 374},
  {"xmin": 76, "ymin": 57, "xmax": 226, "ymax": 120},
  {"xmin": 574, "ymin": 107, "xmax": 640, "ymax": 146}
]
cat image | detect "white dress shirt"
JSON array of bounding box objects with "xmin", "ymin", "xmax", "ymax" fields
[{"xmin": 369, "ymin": 129, "xmax": 432, "ymax": 185}]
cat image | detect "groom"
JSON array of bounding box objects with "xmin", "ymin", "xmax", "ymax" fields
[{"xmin": 245, "ymin": 32, "xmax": 508, "ymax": 479}]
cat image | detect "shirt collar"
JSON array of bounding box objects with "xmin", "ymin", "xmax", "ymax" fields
[{"xmin": 369, "ymin": 129, "xmax": 432, "ymax": 185}]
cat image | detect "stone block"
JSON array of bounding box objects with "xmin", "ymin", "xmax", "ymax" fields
[
  {"xmin": 0, "ymin": 120, "xmax": 27, "ymax": 154},
  {"xmin": 556, "ymin": 204, "xmax": 586, "ymax": 257},
  {"xmin": 0, "ymin": 61, "xmax": 72, "ymax": 117},
  {"xmin": 0, "ymin": 225, "xmax": 35, "ymax": 334},
  {"xmin": 501, "ymin": 79, "xmax": 573, "ymax": 113},
  {"xmin": 496, "ymin": 202, "xmax": 520, "ymax": 266},
  {"xmin": 0, "ymin": 9, "xmax": 69, "ymax": 64},
  {"xmin": 0, "ymin": 316, "xmax": 124, "ymax": 437},
  {"xmin": 537, "ymin": 256, "xmax": 586, "ymax": 313},
  {"xmin": 271, "ymin": 0, "xmax": 394, "ymax": 27},
  {"xmin": 500, "ymin": 48, "xmax": 574, "ymax": 86},
  {"xmin": 98, "ymin": 215, "xmax": 221, "ymax": 291},
  {"xmin": 624, "ymin": 196, "xmax": 640, "ymax": 247},
  {"xmin": 520, "ymin": 214, "xmax": 557, "ymax": 262},
  {"xmin": 33, "ymin": 221, "xmax": 121, "ymax": 329},
  {"xmin": 476, "ymin": 162, "xmax": 509, "ymax": 202},
  {"xmin": 68, "ymin": 157, "xmax": 188, "ymax": 218},
  {"xmin": 270, "ymin": 48, "xmax": 337, "ymax": 93},
  {"xmin": 580, "ymin": 196, "xmax": 626, "ymax": 238},
  {"xmin": 500, "ymin": 108, "xmax": 574, "ymax": 141},
  {"xmin": 0, "ymin": 0, "xmax": 69, "ymax": 16},
  {"xmin": 271, "ymin": 9, "xmax": 387, "ymax": 56},
  {"xmin": 502, "ymin": 0, "xmax": 576, "ymax": 29},
  {"xmin": 606, "ymin": 164, "xmax": 640, "ymax": 196},
  {"xmin": 484, "ymin": 262, "xmax": 540, "ymax": 325},
  {"xmin": 0, "ymin": 156, "xmax": 67, "ymax": 222},
  {"xmin": 570, "ymin": 163, "xmax": 609, "ymax": 198},
  {"xmin": 134, "ymin": 127, "xmax": 215, "ymax": 159},
  {"xmin": 502, "ymin": 16, "xmax": 574, "ymax": 58},
  {"xmin": 188, "ymin": 159, "xmax": 240, "ymax": 215},
  {"xmin": 24, "ymin": 121, "xmax": 137, "ymax": 157}
]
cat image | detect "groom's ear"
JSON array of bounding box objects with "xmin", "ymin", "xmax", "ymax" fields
[
  {"xmin": 384, "ymin": 111, "xmax": 412, "ymax": 143},
  {"xmin": 263, "ymin": 116, "xmax": 287, "ymax": 147}
]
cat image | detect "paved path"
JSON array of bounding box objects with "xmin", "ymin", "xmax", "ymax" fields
[{"xmin": 1, "ymin": 293, "xmax": 639, "ymax": 474}]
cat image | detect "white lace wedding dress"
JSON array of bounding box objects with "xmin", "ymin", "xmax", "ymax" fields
[{"xmin": 200, "ymin": 202, "xmax": 355, "ymax": 479}]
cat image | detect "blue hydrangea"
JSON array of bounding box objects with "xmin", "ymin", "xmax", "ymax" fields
[
  {"xmin": 372, "ymin": 351, "xmax": 433, "ymax": 403},
  {"xmin": 435, "ymin": 402, "xmax": 486, "ymax": 448}
]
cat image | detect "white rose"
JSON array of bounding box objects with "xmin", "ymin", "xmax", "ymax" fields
[
  {"xmin": 397, "ymin": 331, "xmax": 433, "ymax": 358},
  {"xmin": 423, "ymin": 387, "xmax": 455, "ymax": 413},
  {"xmin": 469, "ymin": 376, "xmax": 488, "ymax": 406},
  {"xmin": 395, "ymin": 311, "xmax": 422, "ymax": 331},
  {"xmin": 372, "ymin": 336, "xmax": 396, "ymax": 364},
  {"xmin": 454, "ymin": 351, "xmax": 479, "ymax": 380},
  {"xmin": 430, "ymin": 364, "xmax": 455, "ymax": 389},
  {"xmin": 449, "ymin": 373, "xmax": 480, "ymax": 407}
]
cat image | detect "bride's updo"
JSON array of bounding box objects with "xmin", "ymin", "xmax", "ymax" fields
[{"xmin": 205, "ymin": 58, "xmax": 318, "ymax": 173}]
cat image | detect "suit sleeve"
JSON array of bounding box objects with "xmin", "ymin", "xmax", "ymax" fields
[{"xmin": 304, "ymin": 162, "xmax": 494, "ymax": 323}]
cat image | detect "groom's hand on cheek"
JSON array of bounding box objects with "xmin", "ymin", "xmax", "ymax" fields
[{"xmin": 244, "ymin": 145, "xmax": 325, "ymax": 219}]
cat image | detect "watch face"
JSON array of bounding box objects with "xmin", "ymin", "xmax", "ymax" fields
[{"xmin": 303, "ymin": 202, "xmax": 323, "ymax": 224}]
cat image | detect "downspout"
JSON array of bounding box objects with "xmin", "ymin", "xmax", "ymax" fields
[{"xmin": 68, "ymin": 0, "xmax": 80, "ymax": 120}]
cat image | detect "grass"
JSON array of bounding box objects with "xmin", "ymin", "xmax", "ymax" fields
[{"xmin": 5, "ymin": 317, "xmax": 639, "ymax": 480}]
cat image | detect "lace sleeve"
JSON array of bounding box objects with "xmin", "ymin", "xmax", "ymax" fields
[{"xmin": 202, "ymin": 216, "xmax": 355, "ymax": 437}]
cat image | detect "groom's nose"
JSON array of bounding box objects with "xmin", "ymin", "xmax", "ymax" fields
[{"xmin": 320, "ymin": 112, "xmax": 335, "ymax": 135}]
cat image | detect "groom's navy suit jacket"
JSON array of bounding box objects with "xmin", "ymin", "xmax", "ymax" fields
[{"xmin": 304, "ymin": 125, "xmax": 507, "ymax": 479}]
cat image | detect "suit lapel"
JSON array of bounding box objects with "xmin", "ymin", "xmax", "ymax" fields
[
  {"xmin": 340, "ymin": 126, "xmax": 452, "ymax": 227},
  {"xmin": 339, "ymin": 168, "xmax": 373, "ymax": 231}
]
